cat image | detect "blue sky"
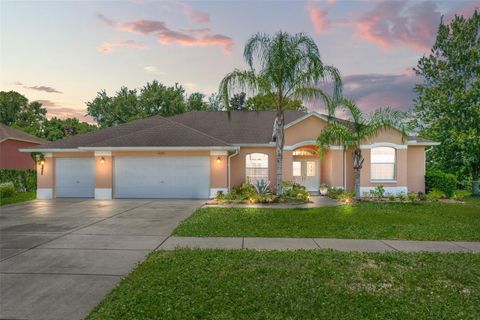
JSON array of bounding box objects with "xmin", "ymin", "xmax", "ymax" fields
[{"xmin": 1, "ymin": 0, "xmax": 478, "ymax": 122}]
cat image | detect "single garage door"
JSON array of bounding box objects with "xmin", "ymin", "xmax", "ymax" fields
[
  {"xmin": 55, "ymin": 158, "xmax": 95, "ymax": 198},
  {"xmin": 114, "ymin": 157, "xmax": 210, "ymax": 199}
]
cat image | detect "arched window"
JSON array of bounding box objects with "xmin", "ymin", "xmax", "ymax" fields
[
  {"xmin": 293, "ymin": 148, "xmax": 317, "ymax": 156},
  {"xmin": 245, "ymin": 153, "xmax": 269, "ymax": 184},
  {"xmin": 371, "ymin": 147, "xmax": 396, "ymax": 180}
]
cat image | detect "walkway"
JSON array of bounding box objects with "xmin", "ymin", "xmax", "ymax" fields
[{"xmin": 159, "ymin": 236, "xmax": 480, "ymax": 253}]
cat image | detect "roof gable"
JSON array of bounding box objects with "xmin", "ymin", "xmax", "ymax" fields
[{"xmin": 0, "ymin": 124, "xmax": 46, "ymax": 144}]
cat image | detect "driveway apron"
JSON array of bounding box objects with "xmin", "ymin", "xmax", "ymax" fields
[{"xmin": 0, "ymin": 199, "xmax": 202, "ymax": 320}]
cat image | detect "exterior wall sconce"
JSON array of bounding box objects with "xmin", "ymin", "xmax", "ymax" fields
[
  {"xmin": 216, "ymin": 156, "xmax": 221, "ymax": 163},
  {"xmin": 100, "ymin": 157, "xmax": 105, "ymax": 164}
]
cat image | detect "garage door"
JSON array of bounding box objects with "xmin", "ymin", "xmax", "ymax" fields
[
  {"xmin": 55, "ymin": 158, "xmax": 95, "ymax": 198},
  {"xmin": 114, "ymin": 157, "xmax": 210, "ymax": 199}
]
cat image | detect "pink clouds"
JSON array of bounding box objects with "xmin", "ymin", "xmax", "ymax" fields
[
  {"xmin": 35, "ymin": 100, "xmax": 94, "ymax": 123},
  {"xmin": 182, "ymin": 3, "xmax": 210, "ymax": 24},
  {"xmin": 97, "ymin": 40, "xmax": 147, "ymax": 54},
  {"xmin": 98, "ymin": 14, "xmax": 234, "ymax": 53},
  {"xmin": 353, "ymin": 1, "xmax": 478, "ymax": 52},
  {"xmin": 307, "ymin": 2, "xmax": 330, "ymax": 33}
]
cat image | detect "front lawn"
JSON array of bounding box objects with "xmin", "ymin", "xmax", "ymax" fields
[
  {"xmin": 88, "ymin": 249, "xmax": 480, "ymax": 320},
  {"xmin": 0, "ymin": 191, "xmax": 36, "ymax": 206},
  {"xmin": 174, "ymin": 200, "xmax": 480, "ymax": 241}
]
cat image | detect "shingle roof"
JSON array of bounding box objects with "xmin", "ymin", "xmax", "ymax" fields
[
  {"xmin": 29, "ymin": 115, "xmax": 228, "ymax": 150},
  {"xmin": 0, "ymin": 124, "xmax": 45, "ymax": 144},
  {"xmin": 24, "ymin": 110, "xmax": 437, "ymax": 150},
  {"xmin": 170, "ymin": 110, "xmax": 306, "ymax": 144}
]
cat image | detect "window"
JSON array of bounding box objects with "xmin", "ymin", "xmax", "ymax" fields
[
  {"xmin": 371, "ymin": 147, "xmax": 396, "ymax": 180},
  {"xmin": 293, "ymin": 161, "xmax": 301, "ymax": 177},
  {"xmin": 293, "ymin": 148, "xmax": 317, "ymax": 156},
  {"xmin": 246, "ymin": 153, "xmax": 269, "ymax": 183}
]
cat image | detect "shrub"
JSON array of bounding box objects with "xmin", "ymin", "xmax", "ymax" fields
[
  {"xmin": 339, "ymin": 190, "xmax": 355, "ymax": 203},
  {"xmin": 282, "ymin": 181, "xmax": 309, "ymax": 202},
  {"xmin": 327, "ymin": 187, "xmax": 343, "ymax": 199},
  {"xmin": 253, "ymin": 180, "xmax": 271, "ymax": 195},
  {"xmin": 427, "ymin": 189, "xmax": 446, "ymax": 202},
  {"xmin": 452, "ymin": 191, "xmax": 466, "ymax": 202},
  {"xmin": 370, "ymin": 185, "xmax": 385, "ymax": 198},
  {"xmin": 397, "ymin": 193, "xmax": 406, "ymax": 201},
  {"xmin": 388, "ymin": 194, "xmax": 395, "ymax": 201},
  {"xmin": 0, "ymin": 169, "xmax": 36, "ymax": 192},
  {"xmin": 425, "ymin": 169, "xmax": 457, "ymax": 198},
  {"xmin": 407, "ymin": 193, "xmax": 417, "ymax": 202},
  {"xmin": 417, "ymin": 192, "xmax": 427, "ymax": 201},
  {"xmin": 0, "ymin": 182, "xmax": 16, "ymax": 198},
  {"xmin": 215, "ymin": 191, "xmax": 225, "ymax": 200}
]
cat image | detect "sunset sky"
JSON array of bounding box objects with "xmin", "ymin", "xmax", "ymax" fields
[{"xmin": 1, "ymin": 0, "xmax": 478, "ymax": 123}]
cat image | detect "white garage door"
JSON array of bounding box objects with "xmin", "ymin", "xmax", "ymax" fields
[
  {"xmin": 114, "ymin": 157, "xmax": 210, "ymax": 199},
  {"xmin": 55, "ymin": 158, "xmax": 95, "ymax": 198}
]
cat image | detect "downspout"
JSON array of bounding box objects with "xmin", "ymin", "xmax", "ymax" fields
[{"xmin": 227, "ymin": 147, "xmax": 240, "ymax": 191}]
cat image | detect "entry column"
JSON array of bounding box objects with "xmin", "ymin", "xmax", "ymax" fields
[{"xmin": 94, "ymin": 151, "xmax": 113, "ymax": 200}]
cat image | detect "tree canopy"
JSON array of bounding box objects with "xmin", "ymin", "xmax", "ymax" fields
[
  {"xmin": 220, "ymin": 31, "xmax": 342, "ymax": 193},
  {"xmin": 0, "ymin": 91, "xmax": 96, "ymax": 141},
  {"xmin": 412, "ymin": 10, "xmax": 480, "ymax": 195}
]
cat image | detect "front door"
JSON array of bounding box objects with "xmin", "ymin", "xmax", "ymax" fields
[{"xmin": 293, "ymin": 159, "xmax": 320, "ymax": 191}]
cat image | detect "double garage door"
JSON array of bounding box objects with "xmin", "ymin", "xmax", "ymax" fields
[{"xmin": 55, "ymin": 157, "xmax": 210, "ymax": 199}]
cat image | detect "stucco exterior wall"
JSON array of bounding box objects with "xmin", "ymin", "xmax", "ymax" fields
[
  {"xmin": 37, "ymin": 155, "xmax": 54, "ymax": 189},
  {"xmin": 407, "ymin": 146, "xmax": 425, "ymax": 193},
  {"xmin": 0, "ymin": 139, "xmax": 38, "ymax": 170},
  {"xmin": 96, "ymin": 156, "xmax": 113, "ymax": 189},
  {"xmin": 230, "ymin": 147, "xmax": 276, "ymax": 188},
  {"xmin": 285, "ymin": 116, "xmax": 327, "ymax": 146},
  {"xmin": 211, "ymin": 155, "xmax": 228, "ymax": 188},
  {"xmin": 362, "ymin": 127, "xmax": 405, "ymax": 145}
]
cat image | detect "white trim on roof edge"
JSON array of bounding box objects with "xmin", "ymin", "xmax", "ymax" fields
[
  {"xmin": 407, "ymin": 140, "xmax": 440, "ymax": 146},
  {"xmin": 284, "ymin": 112, "xmax": 329, "ymax": 129},
  {"xmin": 232, "ymin": 143, "xmax": 275, "ymax": 147},
  {"xmin": 79, "ymin": 146, "xmax": 236, "ymax": 151},
  {"xmin": 19, "ymin": 148, "xmax": 84, "ymax": 153}
]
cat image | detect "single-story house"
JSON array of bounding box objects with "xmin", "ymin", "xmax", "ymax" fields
[
  {"xmin": 21, "ymin": 111, "xmax": 438, "ymax": 200},
  {"xmin": 0, "ymin": 123, "xmax": 46, "ymax": 170}
]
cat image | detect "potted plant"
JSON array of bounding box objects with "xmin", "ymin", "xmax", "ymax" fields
[{"xmin": 319, "ymin": 183, "xmax": 329, "ymax": 196}]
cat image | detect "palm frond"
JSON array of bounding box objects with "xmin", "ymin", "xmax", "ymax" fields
[
  {"xmin": 364, "ymin": 107, "xmax": 408, "ymax": 140},
  {"xmin": 218, "ymin": 69, "xmax": 258, "ymax": 110},
  {"xmin": 316, "ymin": 122, "xmax": 356, "ymax": 157}
]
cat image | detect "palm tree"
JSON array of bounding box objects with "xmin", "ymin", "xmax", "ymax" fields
[
  {"xmin": 220, "ymin": 31, "xmax": 342, "ymax": 194},
  {"xmin": 317, "ymin": 98, "xmax": 407, "ymax": 199}
]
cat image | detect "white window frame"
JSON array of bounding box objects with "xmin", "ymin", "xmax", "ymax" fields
[
  {"xmin": 245, "ymin": 153, "xmax": 269, "ymax": 184},
  {"xmin": 370, "ymin": 147, "xmax": 396, "ymax": 182}
]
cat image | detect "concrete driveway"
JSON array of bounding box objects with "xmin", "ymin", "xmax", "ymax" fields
[{"xmin": 0, "ymin": 199, "xmax": 202, "ymax": 320}]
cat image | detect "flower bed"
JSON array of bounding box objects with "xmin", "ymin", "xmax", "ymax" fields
[{"xmin": 213, "ymin": 181, "xmax": 311, "ymax": 204}]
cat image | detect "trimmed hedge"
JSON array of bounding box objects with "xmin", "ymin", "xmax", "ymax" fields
[
  {"xmin": 0, "ymin": 182, "xmax": 16, "ymax": 198},
  {"xmin": 425, "ymin": 169, "xmax": 457, "ymax": 198},
  {"xmin": 0, "ymin": 169, "xmax": 36, "ymax": 192}
]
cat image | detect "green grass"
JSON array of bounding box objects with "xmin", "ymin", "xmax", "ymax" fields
[
  {"xmin": 88, "ymin": 249, "xmax": 480, "ymax": 320},
  {"xmin": 0, "ymin": 191, "xmax": 36, "ymax": 206},
  {"xmin": 174, "ymin": 199, "xmax": 480, "ymax": 241}
]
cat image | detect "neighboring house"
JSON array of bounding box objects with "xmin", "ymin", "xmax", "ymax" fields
[
  {"xmin": 21, "ymin": 111, "xmax": 438, "ymax": 200},
  {"xmin": 0, "ymin": 124, "xmax": 46, "ymax": 170}
]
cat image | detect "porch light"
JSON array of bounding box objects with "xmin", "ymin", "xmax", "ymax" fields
[
  {"xmin": 40, "ymin": 160, "xmax": 45, "ymax": 166},
  {"xmin": 216, "ymin": 156, "xmax": 221, "ymax": 163},
  {"xmin": 100, "ymin": 157, "xmax": 105, "ymax": 164}
]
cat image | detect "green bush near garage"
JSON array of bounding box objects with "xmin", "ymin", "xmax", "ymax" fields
[{"xmin": 0, "ymin": 169, "xmax": 36, "ymax": 192}]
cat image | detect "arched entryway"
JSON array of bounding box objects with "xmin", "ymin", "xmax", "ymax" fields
[{"xmin": 292, "ymin": 146, "xmax": 320, "ymax": 191}]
